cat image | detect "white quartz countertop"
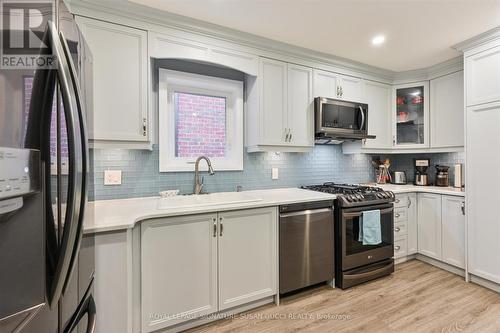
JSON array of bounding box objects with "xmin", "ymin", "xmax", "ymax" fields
[
  {"xmin": 371, "ymin": 183, "xmax": 465, "ymax": 197},
  {"xmin": 84, "ymin": 188, "xmax": 337, "ymax": 234}
]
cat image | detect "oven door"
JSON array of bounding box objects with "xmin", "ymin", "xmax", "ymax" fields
[
  {"xmin": 315, "ymin": 97, "xmax": 369, "ymax": 138},
  {"xmin": 341, "ymin": 204, "xmax": 394, "ymax": 271}
]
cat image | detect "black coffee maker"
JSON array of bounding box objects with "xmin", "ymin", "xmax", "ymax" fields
[
  {"xmin": 435, "ymin": 165, "xmax": 450, "ymax": 187},
  {"xmin": 414, "ymin": 159, "xmax": 430, "ymax": 186}
]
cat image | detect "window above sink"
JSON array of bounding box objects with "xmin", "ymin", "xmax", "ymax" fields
[{"xmin": 158, "ymin": 69, "xmax": 244, "ymax": 172}]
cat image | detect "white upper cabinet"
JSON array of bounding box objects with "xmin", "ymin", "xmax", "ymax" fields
[
  {"xmin": 338, "ymin": 75, "xmax": 364, "ymax": 102},
  {"xmin": 259, "ymin": 58, "xmax": 288, "ymax": 146},
  {"xmin": 392, "ymin": 82, "xmax": 430, "ymax": 149},
  {"xmin": 312, "ymin": 69, "xmax": 363, "ymax": 101},
  {"xmin": 466, "ymin": 44, "xmax": 500, "ymax": 106},
  {"xmin": 149, "ymin": 31, "xmax": 258, "ymax": 76},
  {"xmin": 430, "ymin": 71, "xmax": 464, "ymax": 148},
  {"xmin": 246, "ymin": 58, "xmax": 313, "ymax": 152},
  {"xmin": 441, "ymin": 195, "xmax": 465, "ymax": 269},
  {"xmin": 218, "ymin": 208, "xmax": 277, "ymax": 310},
  {"xmin": 313, "ymin": 69, "xmax": 338, "ymax": 98},
  {"xmin": 76, "ymin": 16, "xmax": 149, "ymax": 147},
  {"xmin": 417, "ymin": 193, "xmax": 442, "ymax": 260},
  {"xmin": 287, "ymin": 64, "xmax": 314, "ymax": 147},
  {"xmin": 362, "ymin": 81, "xmax": 392, "ymax": 149}
]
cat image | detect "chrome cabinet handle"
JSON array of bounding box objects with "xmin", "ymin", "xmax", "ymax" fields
[
  {"xmin": 395, "ymin": 227, "xmax": 401, "ymax": 232},
  {"xmin": 395, "ymin": 213, "xmax": 401, "ymax": 218},
  {"xmin": 289, "ymin": 131, "xmax": 292, "ymax": 142},
  {"xmin": 408, "ymin": 197, "xmax": 412, "ymax": 208},
  {"xmin": 461, "ymin": 202, "xmax": 465, "ymax": 215},
  {"xmin": 285, "ymin": 128, "xmax": 290, "ymax": 142},
  {"xmin": 395, "ymin": 199, "xmax": 400, "ymax": 204},
  {"xmin": 219, "ymin": 217, "xmax": 223, "ymax": 237},
  {"xmin": 395, "ymin": 246, "xmax": 401, "ymax": 251},
  {"xmin": 142, "ymin": 117, "xmax": 147, "ymax": 136},
  {"xmin": 212, "ymin": 218, "xmax": 217, "ymax": 238},
  {"xmin": 336, "ymin": 86, "xmax": 340, "ymax": 97}
]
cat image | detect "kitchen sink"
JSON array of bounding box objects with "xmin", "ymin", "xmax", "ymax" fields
[{"xmin": 157, "ymin": 192, "xmax": 262, "ymax": 210}]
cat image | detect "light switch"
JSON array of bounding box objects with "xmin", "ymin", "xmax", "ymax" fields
[
  {"xmin": 272, "ymin": 168, "xmax": 279, "ymax": 180},
  {"xmin": 104, "ymin": 170, "xmax": 122, "ymax": 185}
]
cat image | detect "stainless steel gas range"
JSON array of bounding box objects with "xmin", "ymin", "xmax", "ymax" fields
[{"xmin": 302, "ymin": 183, "xmax": 395, "ymax": 289}]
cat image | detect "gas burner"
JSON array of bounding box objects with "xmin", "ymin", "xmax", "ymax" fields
[{"xmin": 302, "ymin": 183, "xmax": 394, "ymax": 207}]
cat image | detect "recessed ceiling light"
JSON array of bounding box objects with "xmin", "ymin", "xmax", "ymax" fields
[{"xmin": 372, "ymin": 35, "xmax": 385, "ymax": 46}]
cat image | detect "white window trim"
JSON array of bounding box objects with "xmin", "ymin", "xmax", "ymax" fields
[{"xmin": 158, "ymin": 68, "xmax": 243, "ymax": 172}]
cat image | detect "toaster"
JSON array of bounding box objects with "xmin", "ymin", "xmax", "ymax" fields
[{"xmin": 392, "ymin": 171, "xmax": 407, "ymax": 185}]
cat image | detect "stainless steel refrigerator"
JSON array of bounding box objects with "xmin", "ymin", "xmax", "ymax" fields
[{"xmin": 0, "ymin": 0, "xmax": 95, "ymax": 332}]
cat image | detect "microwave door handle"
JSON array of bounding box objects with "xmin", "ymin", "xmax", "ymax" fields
[
  {"xmin": 358, "ymin": 106, "xmax": 365, "ymax": 131},
  {"xmin": 45, "ymin": 21, "xmax": 85, "ymax": 308}
]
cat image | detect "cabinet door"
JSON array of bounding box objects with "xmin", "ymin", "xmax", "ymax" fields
[
  {"xmin": 338, "ymin": 75, "xmax": 364, "ymax": 102},
  {"xmin": 76, "ymin": 17, "xmax": 148, "ymax": 142},
  {"xmin": 141, "ymin": 214, "xmax": 218, "ymax": 332},
  {"xmin": 466, "ymin": 44, "xmax": 500, "ymax": 106},
  {"xmin": 430, "ymin": 71, "xmax": 464, "ymax": 148},
  {"xmin": 467, "ymin": 101, "xmax": 500, "ymax": 283},
  {"xmin": 313, "ymin": 69, "xmax": 339, "ymax": 99},
  {"xmin": 287, "ymin": 64, "xmax": 314, "ymax": 147},
  {"xmin": 441, "ymin": 196, "xmax": 465, "ymax": 269},
  {"xmin": 260, "ymin": 58, "xmax": 287, "ymax": 145},
  {"xmin": 406, "ymin": 193, "xmax": 418, "ymax": 255},
  {"xmin": 393, "ymin": 82, "xmax": 430, "ymax": 149},
  {"xmin": 417, "ymin": 193, "xmax": 442, "ymax": 260},
  {"xmin": 362, "ymin": 81, "xmax": 392, "ymax": 149},
  {"xmin": 218, "ymin": 207, "xmax": 277, "ymax": 311}
]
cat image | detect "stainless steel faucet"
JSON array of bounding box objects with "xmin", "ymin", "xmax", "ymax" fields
[{"xmin": 194, "ymin": 156, "xmax": 215, "ymax": 195}]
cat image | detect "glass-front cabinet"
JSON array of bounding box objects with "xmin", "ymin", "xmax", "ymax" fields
[{"xmin": 392, "ymin": 82, "xmax": 429, "ymax": 148}]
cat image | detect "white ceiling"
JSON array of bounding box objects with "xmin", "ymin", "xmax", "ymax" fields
[{"xmin": 129, "ymin": 0, "xmax": 500, "ymax": 72}]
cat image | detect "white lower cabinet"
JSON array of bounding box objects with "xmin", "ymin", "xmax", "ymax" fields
[
  {"xmin": 141, "ymin": 207, "xmax": 277, "ymax": 332},
  {"xmin": 393, "ymin": 193, "xmax": 417, "ymax": 259},
  {"xmin": 141, "ymin": 214, "xmax": 218, "ymax": 333},
  {"xmin": 416, "ymin": 193, "xmax": 465, "ymax": 269},
  {"xmin": 441, "ymin": 196, "xmax": 466, "ymax": 269},
  {"xmin": 417, "ymin": 193, "xmax": 442, "ymax": 260},
  {"xmin": 218, "ymin": 208, "xmax": 277, "ymax": 310}
]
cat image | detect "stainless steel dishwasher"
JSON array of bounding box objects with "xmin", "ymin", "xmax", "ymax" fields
[{"xmin": 279, "ymin": 200, "xmax": 334, "ymax": 294}]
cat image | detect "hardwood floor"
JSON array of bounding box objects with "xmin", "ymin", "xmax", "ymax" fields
[{"xmin": 188, "ymin": 260, "xmax": 500, "ymax": 333}]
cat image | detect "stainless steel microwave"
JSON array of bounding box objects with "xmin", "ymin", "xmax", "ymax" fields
[{"xmin": 314, "ymin": 97, "xmax": 375, "ymax": 141}]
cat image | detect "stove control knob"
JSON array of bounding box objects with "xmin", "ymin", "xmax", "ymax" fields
[
  {"xmin": 344, "ymin": 195, "xmax": 352, "ymax": 202},
  {"xmin": 357, "ymin": 194, "xmax": 364, "ymax": 201}
]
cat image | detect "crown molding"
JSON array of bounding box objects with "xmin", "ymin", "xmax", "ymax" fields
[
  {"xmin": 453, "ymin": 26, "xmax": 500, "ymax": 53},
  {"xmin": 66, "ymin": 0, "xmax": 464, "ymax": 84}
]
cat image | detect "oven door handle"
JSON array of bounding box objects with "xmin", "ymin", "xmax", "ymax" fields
[
  {"xmin": 343, "ymin": 207, "xmax": 393, "ymax": 219},
  {"xmin": 358, "ymin": 105, "xmax": 365, "ymax": 131}
]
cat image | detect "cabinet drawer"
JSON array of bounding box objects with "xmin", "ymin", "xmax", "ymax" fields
[
  {"xmin": 394, "ymin": 236, "xmax": 408, "ymax": 259},
  {"xmin": 394, "ymin": 208, "xmax": 408, "ymax": 222},
  {"xmin": 394, "ymin": 221, "xmax": 408, "ymax": 237},
  {"xmin": 394, "ymin": 195, "xmax": 411, "ymax": 208}
]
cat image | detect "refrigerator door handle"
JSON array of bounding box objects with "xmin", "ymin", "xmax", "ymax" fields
[
  {"xmin": 58, "ymin": 29, "xmax": 89, "ymax": 294},
  {"xmin": 62, "ymin": 284, "xmax": 96, "ymax": 333},
  {"xmin": 45, "ymin": 21, "xmax": 85, "ymax": 308}
]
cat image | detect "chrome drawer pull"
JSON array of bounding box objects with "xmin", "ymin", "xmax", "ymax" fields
[
  {"xmin": 395, "ymin": 246, "xmax": 401, "ymax": 251},
  {"xmin": 395, "ymin": 227, "xmax": 401, "ymax": 232},
  {"xmin": 395, "ymin": 213, "xmax": 401, "ymax": 218},
  {"xmin": 395, "ymin": 199, "xmax": 400, "ymax": 203}
]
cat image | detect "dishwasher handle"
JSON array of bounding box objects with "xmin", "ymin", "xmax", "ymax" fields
[{"xmin": 280, "ymin": 207, "xmax": 333, "ymax": 218}]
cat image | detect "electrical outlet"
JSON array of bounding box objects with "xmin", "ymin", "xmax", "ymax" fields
[
  {"xmin": 104, "ymin": 170, "xmax": 122, "ymax": 185},
  {"xmin": 272, "ymin": 168, "xmax": 279, "ymax": 180}
]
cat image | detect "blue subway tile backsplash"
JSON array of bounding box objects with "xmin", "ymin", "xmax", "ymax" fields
[{"xmin": 91, "ymin": 144, "xmax": 464, "ymax": 201}]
